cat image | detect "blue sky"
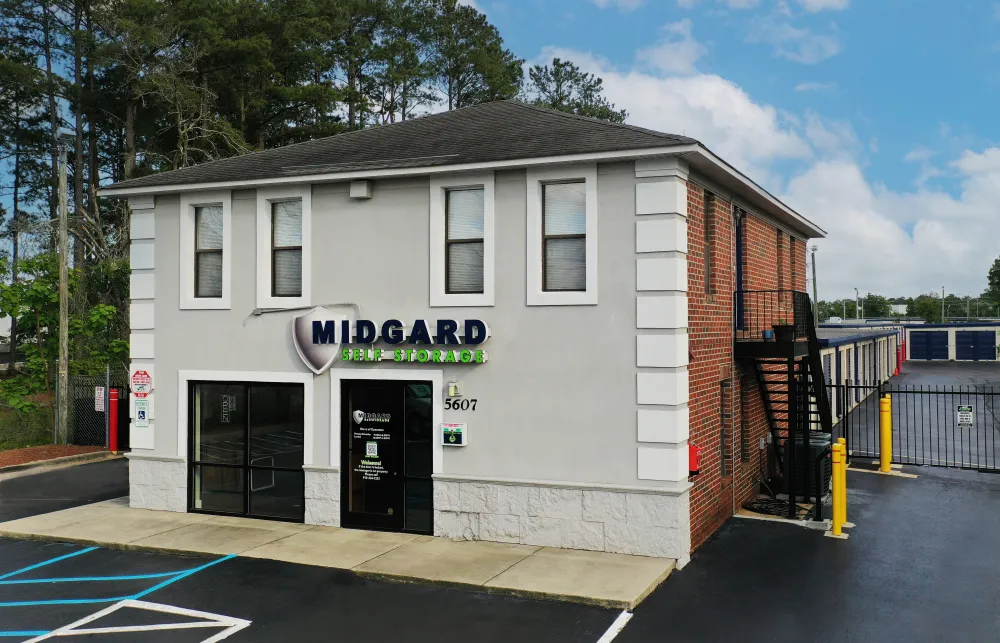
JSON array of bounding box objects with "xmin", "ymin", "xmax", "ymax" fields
[{"xmin": 475, "ymin": 0, "xmax": 1000, "ymax": 299}]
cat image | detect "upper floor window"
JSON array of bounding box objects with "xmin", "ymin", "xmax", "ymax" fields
[
  {"xmin": 445, "ymin": 188, "xmax": 485, "ymax": 294},
  {"xmin": 542, "ymin": 182, "xmax": 587, "ymax": 292},
  {"xmin": 430, "ymin": 173, "xmax": 494, "ymax": 307},
  {"xmin": 195, "ymin": 205, "xmax": 223, "ymax": 298},
  {"xmin": 271, "ymin": 200, "xmax": 303, "ymax": 297},
  {"xmin": 180, "ymin": 191, "xmax": 232, "ymax": 310},
  {"xmin": 526, "ymin": 165, "xmax": 597, "ymax": 306},
  {"xmin": 257, "ymin": 185, "xmax": 311, "ymax": 309}
]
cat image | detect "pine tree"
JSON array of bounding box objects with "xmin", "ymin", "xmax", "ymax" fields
[{"xmin": 524, "ymin": 57, "xmax": 627, "ymax": 123}]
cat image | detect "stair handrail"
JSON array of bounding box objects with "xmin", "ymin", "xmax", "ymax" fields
[{"xmin": 805, "ymin": 298, "xmax": 834, "ymax": 435}]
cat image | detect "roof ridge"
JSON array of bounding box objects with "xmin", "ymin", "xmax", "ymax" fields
[
  {"xmin": 148, "ymin": 102, "xmax": 521, "ymax": 177},
  {"xmin": 502, "ymin": 100, "xmax": 689, "ymax": 143}
]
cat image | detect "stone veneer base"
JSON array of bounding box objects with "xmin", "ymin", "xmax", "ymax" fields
[
  {"xmin": 304, "ymin": 467, "xmax": 340, "ymax": 527},
  {"xmin": 127, "ymin": 454, "xmax": 187, "ymax": 513},
  {"xmin": 433, "ymin": 478, "xmax": 691, "ymax": 562}
]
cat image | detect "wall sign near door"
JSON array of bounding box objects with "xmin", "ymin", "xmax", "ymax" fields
[{"xmin": 441, "ymin": 423, "xmax": 467, "ymax": 446}]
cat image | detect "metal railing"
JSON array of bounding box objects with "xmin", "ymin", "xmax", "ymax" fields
[
  {"xmin": 734, "ymin": 290, "xmax": 811, "ymax": 341},
  {"xmin": 830, "ymin": 383, "xmax": 1000, "ymax": 472}
]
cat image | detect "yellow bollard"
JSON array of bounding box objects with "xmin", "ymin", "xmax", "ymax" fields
[
  {"xmin": 879, "ymin": 394, "xmax": 892, "ymax": 473},
  {"xmin": 837, "ymin": 437, "xmax": 854, "ymax": 528},
  {"xmin": 830, "ymin": 443, "xmax": 843, "ymax": 537}
]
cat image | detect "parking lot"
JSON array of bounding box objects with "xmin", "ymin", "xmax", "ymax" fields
[
  {"xmin": 0, "ymin": 539, "xmax": 618, "ymax": 642},
  {"xmin": 5, "ymin": 442, "xmax": 1000, "ymax": 641}
]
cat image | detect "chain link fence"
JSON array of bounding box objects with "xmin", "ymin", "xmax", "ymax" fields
[{"xmin": 67, "ymin": 364, "xmax": 130, "ymax": 447}]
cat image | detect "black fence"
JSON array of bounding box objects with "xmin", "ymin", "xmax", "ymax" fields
[
  {"xmin": 734, "ymin": 290, "xmax": 811, "ymax": 342},
  {"xmin": 830, "ymin": 383, "xmax": 1000, "ymax": 472},
  {"xmin": 67, "ymin": 366, "xmax": 130, "ymax": 447}
]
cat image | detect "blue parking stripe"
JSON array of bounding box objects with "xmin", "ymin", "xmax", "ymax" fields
[
  {"xmin": 0, "ymin": 547, "xmax": 98, "ymax": 580},
  {"xmin": 0, "ymin": 554, "xmax": 237, "ymax": 607},
  {"xmin": 0, "ymin": 571, "xmax": 183, "ymax": 585},
  {"xmin": 131, "ymin": 554, "xmax": 236, "ymax": 599},
  {"xmin": 0, "ymin": 632, "xmax": 50, "ymax": 637}
]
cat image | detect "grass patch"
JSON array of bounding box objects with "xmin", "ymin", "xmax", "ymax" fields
[{"xmin": 0, "ymin": 405, "xmax": 54, "ymax": 451}]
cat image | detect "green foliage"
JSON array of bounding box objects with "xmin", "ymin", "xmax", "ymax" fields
[
  {"xmin": 0, "ymin": 254, "xmax": 127, "ymax": 411},
  {"xmin": 986, "ymin": 257, "xmax": 1000, "ymax": 303},
  {"xmin": 906, "ymin": 294, "xmax": 943, "ymax": 323},
  {"xmin": 524, "ymin": 57, "xmax": 628, "ymax": 123}
]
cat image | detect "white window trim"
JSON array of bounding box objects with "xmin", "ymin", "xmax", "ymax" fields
[
  {"xmin": 179, "ymin": 190, "xmax": 232, "ymax": 310},
  {"xmin": 177, "ymin": 370, "xmax": 314, "ymax": 465},
  {"xmin": 256, "ymin": 185, "xmax": 312, "ymax": 309},
  {"xmin": 429, "ymin": 172, "xmax": 495, "ymax": 307},
  {"xmin": 329, "ymin": 368, "xmax": 444, "ymax": 474},
  {"xmin": 526, "ymin": 164, "xmax": 598, "ymax": 306}
]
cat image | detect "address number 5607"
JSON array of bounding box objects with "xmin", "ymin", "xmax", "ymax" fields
[{"xmin": 444, "ymin": 398, "xmax": 477, "ymax": 411}]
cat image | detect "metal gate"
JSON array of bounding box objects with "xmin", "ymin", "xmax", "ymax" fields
[
  {"xmin": 67, "ymin": 365, "xmax": 130, "ymax": 447},
  {"xmin": 830, "ymin": 383, "xmax": 1000, "ymax": 472}
]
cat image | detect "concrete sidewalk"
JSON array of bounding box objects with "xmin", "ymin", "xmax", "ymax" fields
[{"xmin": 0, "ymin": 498, "xmax": 673, "ymax": 609}]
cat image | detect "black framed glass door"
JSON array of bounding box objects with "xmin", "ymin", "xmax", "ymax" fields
[
  {"xmin": 341, "ymin": 380, "xmax": 433, "ymax": 534},
  {"xmin": 189, "ymin": 382, "xmax": 305, "ymax": 522}
]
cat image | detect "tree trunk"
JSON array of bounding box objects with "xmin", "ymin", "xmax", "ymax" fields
[
  {"xmin": 85, "ymin": 3, "xmax": 100, "ymax": 247},
  {"xmin": 42, "ymin": 4, "xmax": 60, "ymax": 242},
  {"xmin": 73, "ymin": 0, "xmax": 86, "ymax": 268},
  {"xmin": 10, "ymin": 139, "xmax": 21, "ymax": 373},
  {"xmin": 124, "ymin": 98, "xmax": 137, "ymax": 179}
]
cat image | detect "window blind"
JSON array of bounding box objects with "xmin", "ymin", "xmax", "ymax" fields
[
  {"xmin": 272, "ymin": 200, "xmax": 302, "ymax": 297},
  {"xmin": 542, "ymin": 182, "xmax": 586, "ymax": 292},
  {"xmin": 195, "ymin": 205, "xmax": 223, "ymax": 298},
  {"xmin": 445, "ymin": 188, "xmax": 484, "ymax": 294}
]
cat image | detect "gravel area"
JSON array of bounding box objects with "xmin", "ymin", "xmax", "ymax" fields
[{"xmin": 0, "ymin": 445, "xmax": 105, "ymax": 468}]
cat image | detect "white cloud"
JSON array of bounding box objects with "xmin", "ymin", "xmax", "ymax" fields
[
  {"xmin": 785, "ymin": 151, "xmax": 1000, "ymax": 297},
  {"xmin": 795, "ymin": 81, "xmax": 836, "ymax": 92},
  {"xmin": 592, "ymin": 0, "xmax": 644, "ymax": 11},
  {"xmin": 722, "ymin": 0, "xmax": 760, "ymax": 8},
  {"xmin": 903, "ymin": 146, "xmax": 934, "ymax": 163},
  {"xmin": 456, "ymin": 0, "xmax": 480, "ymax": 8},
  {"xmin": 677, "ymin": 0, "xmax": 697, "ymax": 7},
  {"xmin": 747, "ymin": 14, "xmax": 841, "ymax": 63},
  {"xmin": 796, "ymin": 0, "xmax": 849, "ymax": 11},
  {"xmin": 533, "ymin": 43, "xmax": 998, "ymax": 298},
  {"xmin": 636, "ymin": 19, "xmax": 708, "ymax": 75},
  {"xmin": 537, "ymin": 45, "xmax": 811, "ymax": 187}
]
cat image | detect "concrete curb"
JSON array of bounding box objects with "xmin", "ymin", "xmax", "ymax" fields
[
  {"xmin": 0, "ymin": 529, "xmax": 663, "ymax": 610},
  {"xmin": 0, "ymin": 451, "xmax": 121, "ymax": 474}
]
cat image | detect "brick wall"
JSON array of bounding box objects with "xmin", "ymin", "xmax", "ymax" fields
[{"xmin": 686, "ymin": 182, "xmax": 810, "ymax": 550}]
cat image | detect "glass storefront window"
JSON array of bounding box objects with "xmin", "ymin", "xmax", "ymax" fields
[{"xmin": 190, "ymin": 382, "xmax": 304, "ymax": 521}]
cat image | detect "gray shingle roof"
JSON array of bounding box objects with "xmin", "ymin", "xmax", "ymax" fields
[{"xmin": 106, "ymin": 101, "xmax": 698, "ymax": 191}]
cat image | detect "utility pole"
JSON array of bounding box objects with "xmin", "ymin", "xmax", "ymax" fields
[
  {"xmin": 811, "ymin": 245, "xmax": 819, "ymax": 325},
  {"xmin": 854, "ymin": 288, "xmax": 859, "ymax": 320},
  {"xmin": 967, "ymin": 296, "xmax": 970, "ymax": 320},
  {"xmin": 842, "ymin": 300, "xmax": 846, "ymax": 319},
  {"xmin": 57, "ymin": 134, "xmax": 71, "ymax": 444},
  {"xmin": 941, "ymin": 286, "xmax": 945, "ymax": 322}
]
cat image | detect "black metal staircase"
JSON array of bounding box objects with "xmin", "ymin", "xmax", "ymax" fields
[{"xmin": 734, "ymin": 290, "xmax": 833, "ymax": 518}]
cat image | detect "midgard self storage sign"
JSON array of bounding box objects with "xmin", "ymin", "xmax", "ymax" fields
[{"xmin": 292, "ymin": 306, "xmax": 490, "ymax": 374}]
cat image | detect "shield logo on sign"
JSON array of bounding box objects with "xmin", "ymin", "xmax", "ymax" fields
[
  {"xmin": 353, "ymin": 410, "xmax": 365, "ymax": 425},
  {"xmin": 292, "ymin": 307, "xmax": 349, "ymax": 375}
]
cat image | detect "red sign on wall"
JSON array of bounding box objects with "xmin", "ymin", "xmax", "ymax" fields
[{"xmin": 131, "ymin": 370, "xmax": 152, "ymax": 398}]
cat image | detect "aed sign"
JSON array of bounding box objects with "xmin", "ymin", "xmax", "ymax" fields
[
  {"xmin": 441, "ymin": 422, "xmax": 467, "ymax": 446},
  {"xmin": 293, "ymin": 306, "xmax": 490, "ymax": 374}
]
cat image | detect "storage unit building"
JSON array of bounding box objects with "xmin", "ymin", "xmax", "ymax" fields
[{"xmin": 905, "ymin": 324, "xmax": 1000, "ymax": 361}]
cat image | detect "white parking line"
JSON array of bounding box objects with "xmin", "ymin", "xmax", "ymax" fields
[
  {"xmin": 596, "ymin": 610, "xmax": 633, "ymax": 643},
  {"xmin": 24, "ymin": 599, "xmax": 251, "ymax": 642}
]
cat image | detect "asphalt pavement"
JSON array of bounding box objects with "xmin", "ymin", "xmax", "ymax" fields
[{"xmin": 0, "ymin": 458, "xmax": 128, "ymax": 522}]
